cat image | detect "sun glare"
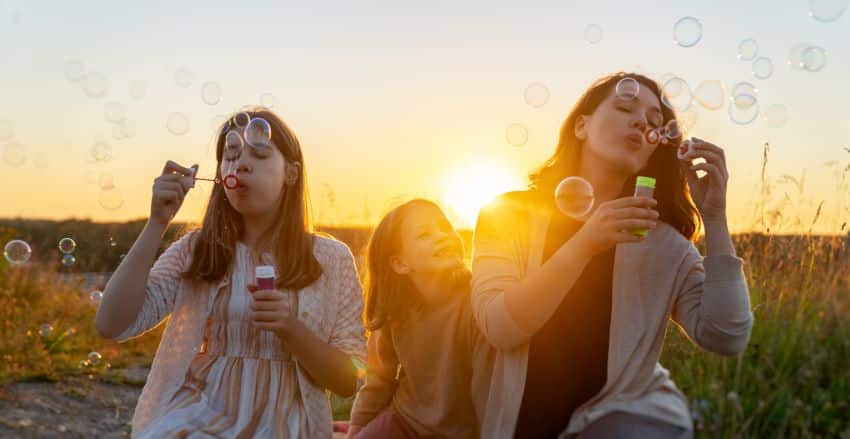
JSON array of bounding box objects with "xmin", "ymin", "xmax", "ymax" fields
[{"xmin": 441, "ymin": 162, "xmax": 526, "ymax": 229}]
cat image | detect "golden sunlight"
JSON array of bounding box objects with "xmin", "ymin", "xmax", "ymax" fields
[{"xmin": 441, "ymin": 162, "xmax": 527, "ymax": 229}]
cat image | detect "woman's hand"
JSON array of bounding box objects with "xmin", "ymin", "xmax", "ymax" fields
[
  {"xmin": 248, "ymin": 284, "xmax": 300, "ymax": 339},
  {"xmin": 345, "ymin": 424, "xmax": 362, "ymax": 439},
  {"xmin": 149, "ymin": 160, "xmax": 197, "ymax": 228},
  {"xmin": 680, "ymin": 138, "xmax": 728, "ymax": 222},
  {"xmin": 572, "ymin": 196, "xmax": 659, "ymax": 257}
]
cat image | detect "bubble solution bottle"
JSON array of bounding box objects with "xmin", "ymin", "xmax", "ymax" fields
[
  {"xmin": 255, "ymin": 265, "xmax": 276, "ymax": 290},
  {"xmin": 630, "ymin": 176, "xmax": 656, "ymax": 237}
]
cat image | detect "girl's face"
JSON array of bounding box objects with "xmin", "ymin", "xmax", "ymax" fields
[
  {"xmin": 391, "ymin": 203, "xmax": 465, "ymax": 277},
  {"xmin": 577, "ymin": 84, "xmax": 663, "ymax": 175},
  {"xmin": 220, "ymin": 129, "xmax": 291, "ymax": 216}
]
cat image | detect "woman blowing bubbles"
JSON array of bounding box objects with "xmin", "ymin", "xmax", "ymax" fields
[{"xmin": 471, "ymin": 73, "xmax": 753, "ymax": 438}]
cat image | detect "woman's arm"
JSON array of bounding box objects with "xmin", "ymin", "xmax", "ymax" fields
[
  {"xmin": 348, "ymin": 328, "xmax": 400, "ymax": 432},
  {"xmin": 95, "ymin": 222, "xmax": 186, "ymax": 340},
  {"xmin": 672, "ymin": 219, "xmax": 753, "ymax": 356}
]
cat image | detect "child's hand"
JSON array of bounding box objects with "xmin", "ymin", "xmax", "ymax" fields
[
  {"xmin": 247, "ymin": 283, "xmax": 300, "ymax": 339},
  {"xmin": 150, "ymin": 160, "xmax": 197, "ymax": 228}
]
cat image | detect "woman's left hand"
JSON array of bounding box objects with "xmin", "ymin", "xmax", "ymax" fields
[
  {"xmin": 248, "ymin": 284, "xmax": 301, "ymax": 339},
  {"xmin": 679, "ymin": 137, "xmax": 728, "ymax": 222}
]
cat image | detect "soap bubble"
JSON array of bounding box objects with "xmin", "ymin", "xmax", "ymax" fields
[
  {"xmin": 82, "ymin": 72, "xmax": 109, "ymax": 98},
  {"xmin": 98, "ymin": 172, "xmax": 115, "ymax": 189},
  {"xmin": 89, "ymin": 290, "xmax": 103, "ymax": 303},
  {"xmin": 678, "ymin": 108, "xmax": 698, "ymax": 133},
  {"xmin": 223, "ymin": 175, "xmax": 240, "ymax": 190},
  {"xmin": 201, "ymin": 82, "xmax": 222, "ymax": 105},
  {"xmin": 167, "ymin": 113, "xmax": 190, "ymax": 135},
  {"xmin": 615, "ymin": 78, "xmax": 640, "ymax": 101},
  {"xmin": 737, "ymin": 39, "xmax": 759, "ymax": 61},
  {"xmin": 224, "ymin": 131, "xmax": 244, "ymax": 160},
  {"xmin": 732, "ymin": 82, "xmax": 759, "ymax": 101},
  {"xmin": 260, "ymin": 93, "xmax": 277, "ymax": 109},
  {"xmin": 58, "ymin": 237, "xmax": 76, "ymax": 254},
  {"xmin": 661, "ymin": 77, "xmax": 692, "ymax": 112},
  {"xmin": 90, "ymin": 141, "xmax": 112, "ymax": 162},
  {"xmin": 728, "ymin": 95, "xmax": 759, "ymax": 125},
  {"xmin": 788, "ymin": 43, "xmax": 809, "ymax": 70},
  {"xmin": 764, "ymin": 104, "xmax": 789, "ymax": 128},
  {"xmin": 662, "ymin": 120, "xmax": 683, "ymax": 141},
  {"xmin": 673, "ymin": 16, "xmax": 703, "ymax": 48},
  {"xmin": 4, "ymin": 240, "xmax": 32, "ymax": 265},
  {"xmin": 801, "ymin": 46, "xmax": 827, "ymax": 72},
  {"xmin": 61, "ymin": 254, "xmax": 77, "ymax": 267},
  {"xmin": 555, "ymin": 177, "xmax": 595, "ymax": 219},
  {"xmin": 584, "ymin": 24, "xmax": 603, "ymax": 44},
  {"xmin": 129, "ymin": 80, "xmax": 147, "ymax": 100},
  {"xmin": 752, "ymin": 57, "xmax": 774, "ymax": 80},
  {"xmin": 0, "ymin": 119, "xmax": 13, "ymax": 141},
  {"xmin": 87, "ymin": 352, "xmax": 102, "ymax": 366},
  {"xmin": 232, "ymin": 112, "xmax": 250, "ymax": 129},
  {"xmin": 175, "ymin": 68, "xmax": 193, "ymax": 88},
  {"xmin": 808, "ymin": 0, "xmax": 848, "ymax": 22},
  {"xmin": 64, "ymin": 60, "xmax": 86, "ymax": 82},
  {"xmin": 99, "ymin": 187, "xmax": 124, "ymax": 210},
  {"xmin": 524, "ymin": 83, "xmax": 550, "ymax": 108},
  {"xmin": 245, "ymin": 118, "xmax": 272, "ymax": 148},
  {"xmin": 645, "ymin": 129, "xmax": 661, "ymax": 145},
  {"xmin": 39, "ymin": 323, "xmax": 53, "ymax": 337},
  {"xmin": 104, "ymin": 101, "xmax": 126, "ymax": 123},
  {"xmin": 109, "ymin": 237, "xmax": 117, "ymax": 247},
  {"xmin": 2, "ymin": 142, "xmax": 26, "ymax": 167},
  {"xmin": 505, "ymin": 123, "xmax": 528, "ymax": 147},
  {"xmin": 693, "ymin": 80, "xmax": 726, "ymax": 111}
]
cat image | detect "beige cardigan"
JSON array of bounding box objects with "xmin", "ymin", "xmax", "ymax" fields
[{"xmin": 470, "ymin": 191, "xmax": 753, "ymax": 438}]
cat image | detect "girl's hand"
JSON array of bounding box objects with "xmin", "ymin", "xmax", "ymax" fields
[
  {"xmin": 248, "ymin": 283, "xmax": 300, "ymax": 339},
  {"xmin": 571, "ymin": 196, "xmax": 659, "ymax": 257},
  {"xmin": 679, "ymin": 138, "xmax": 728, "ymax": 222},
  {"xmin": 150, "ymin": 160, "xmax": 197, "ymax": 228},
  {"xmin": 345, "ymin": 424, "xmax": 362, "ymax": 439}
]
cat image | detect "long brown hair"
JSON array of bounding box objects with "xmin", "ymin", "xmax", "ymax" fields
[
  {"xmin": 363, "ymin": 199, "xmax": 448, "ymax": 332},
  {"xmin": 530, "ymin": 72, "xmax": 701, "ymax": 242},
  {"xmin": 182, "ymin": 108, "xmax": 323, "ymax": 290}
]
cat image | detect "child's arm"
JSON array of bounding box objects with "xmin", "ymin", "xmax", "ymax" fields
[
  {"xmin": 348, "ymin": 328, "xmax": 399, "ymax": 432},
  {"xmin": 95, "ymin": 160, "xmax": 196, "ymax": 340}
]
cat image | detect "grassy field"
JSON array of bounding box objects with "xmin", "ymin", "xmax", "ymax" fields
[{"xmin": 1, "ymin": 145, "xmax": 848, "ymax": 437}]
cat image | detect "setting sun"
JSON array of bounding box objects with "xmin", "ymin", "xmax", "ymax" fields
[{"xmin": 441, "ymin": 162, "xmax": 527, "ymax": 229}]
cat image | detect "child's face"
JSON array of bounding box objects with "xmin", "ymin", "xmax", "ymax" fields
[
  {"xmin": 391, "ymin": 203, "xmax": 465, "ymax": 276},
  {"xmin": 220, "ymin": 129, "xmax": 290, "ymax": 216}
]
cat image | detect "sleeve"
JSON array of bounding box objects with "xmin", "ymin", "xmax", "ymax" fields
[
  {"xmin": 348, "ymin": 328, "xmax": 399, "ymax": 428},
  {"xmin": 327, "ymin": 243, "xmax": 367, "ymax": 359},
  {"xmin": 115, "ymin": 231, "xmax": 195, "ymax": 342},
  {"xmin": 671, "ymin": 243, "xmax": 754, "ymax": 356},
  {"xmin": 470, "ymin": 196, "xmax": 534, "ymax": 351}
]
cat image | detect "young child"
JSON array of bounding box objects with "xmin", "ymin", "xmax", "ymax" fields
[
  {"xmin": 347, "ymin": 199, "xmax": 488, "ymax": 439},
  {"xmin": 95, "ymin": 108, "xmax": 366, "ymax": 438}
]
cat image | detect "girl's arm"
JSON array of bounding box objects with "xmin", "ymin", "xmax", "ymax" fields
[
  {"xmin": 672, "ymin": 219, "xmax": 753, "ymax": 356},
  {"xmin": 348, "ymin": 328, "xmax": 399, "ymax": 432}
]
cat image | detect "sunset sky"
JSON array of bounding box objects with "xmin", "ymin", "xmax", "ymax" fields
[{"xmin": 0, "ymin": 0, "xmax": 848, "ymax": 234}]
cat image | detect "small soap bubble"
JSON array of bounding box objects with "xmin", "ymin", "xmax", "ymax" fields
[
  {"xmin": 82, "ymin": 72, "xmax": 109, "ymax": 98},
  {"xmin": 99, "ymin": 186, "xmax": 124, "ymax": 210},
  {"xmin": 224, "ymin": 131, "xmax": 244, "ymax": 160},
  {"xmin": 662, "ymin": 120, "xmax": 683, "ymax": 141},
  {"xmin": 245, "ymin": 118, "xmax": 272, "ymax": 148},
  {"xmin": 505, "ymin": 123, "xmax": 528, "ymax": 147},
  {"xmin": 4, "ymin": 240, "xmax": 32, "ymax": 265},
  {"xmin": 615, "ymin": 78, "xmax": 640, "ymax": 101},
  {"xmin": 661, "ymin": 77, "xmax": 693, "ymax": 112},
  {"xmin": 737, "ymin": 39, "xmax": 759, "ymax": 61},
  {"xmin": 98, "ymin": 172, "xmax": 115, "ymax": 189},
  {"xmin": 233, "ymin": 112, "xmax": 251, "ymax": 128},
  {"xmin": 728, "ymin": 96, "xmax": 760, "ymax": 125},
  {"xmin": 645, "ymin": 129, "xmax": 661, "ymax": 145},
  {"xmin": 223, "ymin": 175, "xmax": 240, "ymax": 190},
  {"xmin": 166, "ymin": 113, "xmax": 190, "ymax": 136},
  {"xmin": 90, "ymin": 141, "xmax": 112, "ymax": 163},
  {"xmin": 584, "ymin": 24, "xmax": 603, "ymax": 44},
  {"xmin": 732, "ymin": 82, "xmax": 759, "ymax": 101},
  {"xmin": 58, "ymin": 237, "xmax": 77, "ymax": 254},
  {"xmin": 39, "ymin": 323, "xmax": 54, "ymax": 337},
  {"xmin": 693, "ymin": 80, "xmax": 725, "ymax": 111},
  {"xmin": 89, "ymin": 290, "xmax": 103, "ymax": 303},
  {"xmin": 524, "ymin": 83, "xmax": 550, "ymax": 108},
  {"xmin": 673, "ymin": 16, "xmax": 703, "ymax": 48},
  {"xmin": 808, "ymin": 0, "xmax": 848, "ymax": 22},
  {"xmin": 201, "ymin": 82, "xmax": 222, "ymax": 105},
  {"xmin": 88, "ymin": 352, "xmax": 102, "ymax": 366},
  {"xmin": 175, "ymin": 68, "xmax": 193, "ymax": 88},
  {"xmin": 104, "ymin": 101, "xmax": 126, "ymax": 123},
  {"xmin": 2, "ymin": 142, "xmax": 26, "ymax": 167},
  {"xmin": 801, "ymin": 46, "xmax": 827, "ymax": 72},
  {"xmin": 555, "ymin": 177, "xmax": 595, "ymax": 219},
  {"xmin": 260, "ymin": 93, "xmax": 277, "ymax": 109},
  {"xmin": 61, "ymin": 254, "xmax": 77, "ymax": 267},
  {"xmin": 752, "ymin": 57, "xmax": 774, "ymax": 80}
]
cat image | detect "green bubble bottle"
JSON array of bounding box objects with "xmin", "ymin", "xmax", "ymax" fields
[{"xmin": 630, "ymin": 176, "xmax": 656, "ymax": 237}]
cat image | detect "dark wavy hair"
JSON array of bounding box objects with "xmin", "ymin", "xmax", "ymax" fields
[
  {"xmin": 182, "ymin": 108, "xmax": 323, "ymax": 290},
  {"xmin": 529, "ymin": 72, "xmax": 701, "ymax": 242}
]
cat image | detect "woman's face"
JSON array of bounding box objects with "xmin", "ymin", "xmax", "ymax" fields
[
  {"xmin": 391, "ymin": 203, "xmax": 465, "ymax": 277},
  {"xmin": 220, "ymin": 129, "xmax": 289, "ymax": 216},
  {"xmin": 578, "ymin": 83, "xmax": 664, "ymax": 175}
]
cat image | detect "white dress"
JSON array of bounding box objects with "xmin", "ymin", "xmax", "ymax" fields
[{"xmin": 138, "ymin": 243, "xmax": 313, "ymax": 438}]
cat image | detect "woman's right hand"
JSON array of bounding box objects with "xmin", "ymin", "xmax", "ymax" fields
[
  {"xmin": 572, "ymin": 196, "xmax": 659, "ymax": 257},
  {"xmin": 149, "ymin": 160, "xmax": 198, "ymax": 228}
]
